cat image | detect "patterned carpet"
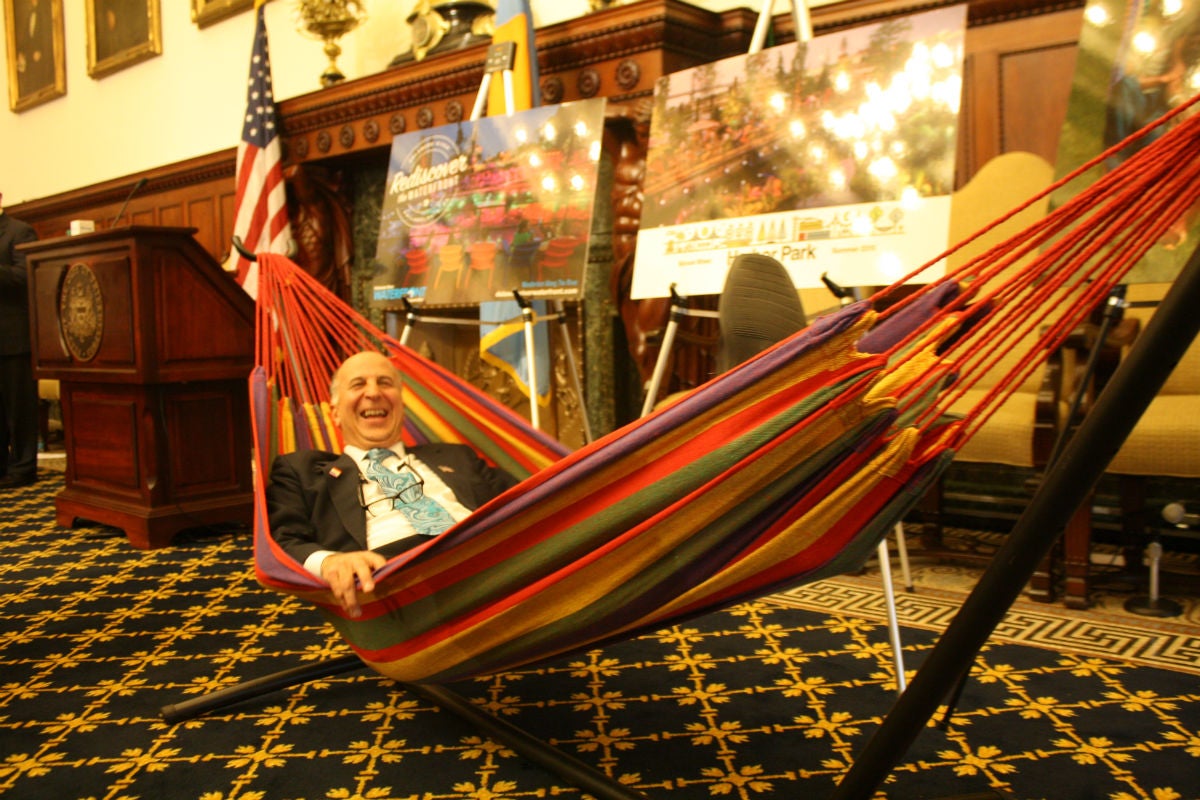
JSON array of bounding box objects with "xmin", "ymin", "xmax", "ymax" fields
[
  {"xmin": 786, "ymin": 556, "xmax": 1200, "ymax": 678},
  {"xmin": 2, "ymin": 469, "xmax": 1199, "ymax": 799}
]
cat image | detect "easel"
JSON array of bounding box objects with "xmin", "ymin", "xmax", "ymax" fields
[
  {"xmin": 638, "ymin": 0, "xmax": 911, "ymax": 694},
  {"xmin": 394, "ymin": 292, "xmax": 592, "ymax": 442},
  {"xmin": 385, "ymin": 41, "xmax": 592, "ymax": 441},
  {"xmin": 751, "ymin": 0, "xmax": 814, "ymax": 50}
]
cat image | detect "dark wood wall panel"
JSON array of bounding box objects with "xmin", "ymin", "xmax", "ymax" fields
[
  {"xmin": 186, "ymin": 197, "xmax": 218, "ymax": 256},
  {"xmin": 1001, "ymin": 43, "xmax": 1080, "ymax": 158},
  {"xmin": 160, "ymin": 202, "xmax": 185, "ymax": 228},
  {"xmin": 958, "ymin": 8, "xmax": 1082, "ymax": 177},
  {"xmin": 13, "ymin": 148, "xmax": 237, "ymax": 254},
  {"xmin": 218, "ymin": 192, "xmax": 238, "ymax": 255}
]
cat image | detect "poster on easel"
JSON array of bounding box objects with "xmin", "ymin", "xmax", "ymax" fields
[
  {"xmin": 631, "ymin": 5, "xmax": 967, "ymax": 298},
  {"xmin": 1052, "ymin": 0, "xmax": 1200, "ymax": 284},
  {"xmin": 372, "ymin": 98, "xmax": 606, "ymax": 307}
]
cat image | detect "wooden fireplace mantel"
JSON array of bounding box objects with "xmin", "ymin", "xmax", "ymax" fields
[
  {"xmin": 274, "ymin": 0, "xmax": 1081, "ymax": 167},
  {"xmin": 274, "ymin": 0, "xmax": 761, "ymax": 166},
  {"xmin": 11, "ymin": 0, "xmax": 1082, "ymax": 244}
]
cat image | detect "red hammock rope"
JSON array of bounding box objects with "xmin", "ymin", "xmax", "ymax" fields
[{"xmin": 871, "ymin": 93, "xmax": 1200, "ymax": 449}]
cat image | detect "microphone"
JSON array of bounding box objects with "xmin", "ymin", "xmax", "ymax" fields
[
  {"xmin": 110, "ymin": 177, "xmax": 148, "ymax": 228},
  {"xmin": 1162, "ymin": 502, "xmax": 1199, "ymax": 528}
]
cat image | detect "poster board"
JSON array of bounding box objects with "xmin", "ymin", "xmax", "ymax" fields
[
  {"xmin": 373, "ymin": 98, "xmax": 606, "ymax": 307},
  {"xmin": 1052, "ymin": 0, "xmax": 1200, "ymax": 284},
  {"xmin": 631, "ymin": 5, "xmax": 967, "ymax": 298}
]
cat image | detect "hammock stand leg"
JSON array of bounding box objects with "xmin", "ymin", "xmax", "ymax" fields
[
  {"xmin": 830, "ymin": 242, "xmax": 1200, "ymax": 800},
  {"xmin": 408, "ymin": 683, "xmax": 649, "ymax": 800},
  {"xmin": 161, "ymin": 657, "xmax": 647, "ymax": 800},
  {"xmin": 934, "ymin": 284, "xmax": 1131, "ymax": 729},
  {"xmin": 161, "ymin": 654, "xmax": 365, "ymax": 723}
]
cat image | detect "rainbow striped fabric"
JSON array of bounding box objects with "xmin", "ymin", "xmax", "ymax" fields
[{"xmin": 249, "ymin": 254, "xmax": 960, "ymax": 684}]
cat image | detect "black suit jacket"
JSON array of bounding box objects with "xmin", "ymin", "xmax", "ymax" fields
[
  {"xmin": 0, "ymin": 211, "xmax": 38, "ymax": 356},
  {"xmin": 267, "ymin": 443, "xmax": 518, "ymax": 566}
]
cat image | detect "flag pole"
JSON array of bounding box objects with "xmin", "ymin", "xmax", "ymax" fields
[
  {"xmin": 471, "ymin": 42, "xmax": 542, "ymax": 430},
  {"xmin": 513, "ymin": 290, "xmax": 540, "ymax": 429}
]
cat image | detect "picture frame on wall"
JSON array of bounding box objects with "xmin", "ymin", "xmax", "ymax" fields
[
  {"xmin": 4, "ymin": 0, "xmax": 66, "ymax": 112},
  {"xmin": 85, "ymin": 0, "xmax": 162, "ymax": 79},
  {"xmin": 190, "ymin": 0, "xmax": 253, "ymax": 29}
]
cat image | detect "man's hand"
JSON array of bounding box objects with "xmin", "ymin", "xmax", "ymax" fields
[{"xmin": 320, "ymin": 550, "xmax": 387, "ymax": 618}]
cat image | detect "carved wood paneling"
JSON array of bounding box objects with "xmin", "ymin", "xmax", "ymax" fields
[
  {"xmin": 275, "ymin": 1, "xmax": 757, "ymax": 169},
  {"xmin": 961, "ymin": 7, "xmax": 1083, "ymax": 178},
  {"xmin": 12, "ymin": 148, "xmax": 238, "ymax": 258}
]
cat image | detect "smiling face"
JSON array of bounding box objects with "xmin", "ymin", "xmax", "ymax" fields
[{"xmin": 329, "ymin": 351, "xmax": 406, "ymax": 450}]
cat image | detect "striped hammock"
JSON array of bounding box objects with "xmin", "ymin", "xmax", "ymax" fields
[{"xmin": 253, "ymin": 97, "xmax": 1200, "ymax": 686}]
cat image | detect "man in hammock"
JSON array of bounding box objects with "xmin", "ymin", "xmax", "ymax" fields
[{"xmin": 266, "ymin": 350, "xmax": 518, "ymax": 617}]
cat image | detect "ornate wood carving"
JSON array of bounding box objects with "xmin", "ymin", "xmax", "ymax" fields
[
  {"xmin": 284, "ymin": 164, "xmax": 355, "ymax": 303},
  {"xmin": 274, "ymin": 1, "xmax": 759, "ymax": 167}
]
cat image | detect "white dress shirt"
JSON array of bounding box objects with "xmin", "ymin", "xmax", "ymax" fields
[{"xmin": 302, "ymin": 442, "xmax": 473, "ymax": 579}]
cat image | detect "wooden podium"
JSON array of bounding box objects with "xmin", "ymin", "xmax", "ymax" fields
[{"xmin": 22, "ymin": 226, "xmax": 254, "ymax": 549}]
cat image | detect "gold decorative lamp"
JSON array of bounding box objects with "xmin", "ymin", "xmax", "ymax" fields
[{"xmin": 297, "ymin": 0, "xmax": 367, "ymax": 87}]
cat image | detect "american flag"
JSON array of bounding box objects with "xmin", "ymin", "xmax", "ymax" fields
[{"xmin": 229, "ymin": 1, "xmax": 291, "ymax": 298}]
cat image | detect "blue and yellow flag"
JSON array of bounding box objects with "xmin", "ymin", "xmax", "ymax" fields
[
  {"xmin": 481, "ymin": 0, "xmax": 547, "ymax": 405},
  {"xmin": 487, "ymin": 0, "xmax": 540, "ymax": 115},
  {"xmin": 480, "ymin": 300, "xmax": 552, "ymax": 408}
]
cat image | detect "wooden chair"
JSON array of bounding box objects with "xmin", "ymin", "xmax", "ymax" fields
[
  {"xmin": 917, "ymin": 152, "xmax": 1072, "ymax": 600},
  {"xmin": 1060, "ymin": 282, "xmax": 1200, "ymax": 608}
]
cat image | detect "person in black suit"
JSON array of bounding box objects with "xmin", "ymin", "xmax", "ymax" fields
[
  {"xmin": 267, "ymin": 350, "xmax": 517, "ymax": 616},
  {"xmin": 0, "ymin": 191, "xmax": 40, "ymax": 490}
]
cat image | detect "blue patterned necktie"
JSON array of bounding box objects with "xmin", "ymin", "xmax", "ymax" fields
[{"xmin": 363, "ymin": 448, "xmax": 457, "ymax": 536}]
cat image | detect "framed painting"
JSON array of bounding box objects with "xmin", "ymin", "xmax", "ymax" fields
[
  {"xmin": 4, "ymin": 0, "xmax": 66, "ymax": 112},
  {"xmin": 1052, "ymin": 0, "xmax": 1200, "ymax": 283},
  {"xmin": 190, "ymin": 0, "xmax": 253, "ymax": 29},
  {"xmin": 85, "ymin": 0, "xmax": 161, "ymax": 79}
]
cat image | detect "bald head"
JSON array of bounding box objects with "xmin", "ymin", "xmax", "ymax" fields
[{"xmin": 329, "ymin": 351, "xmax": 406, "ymax": 449}]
